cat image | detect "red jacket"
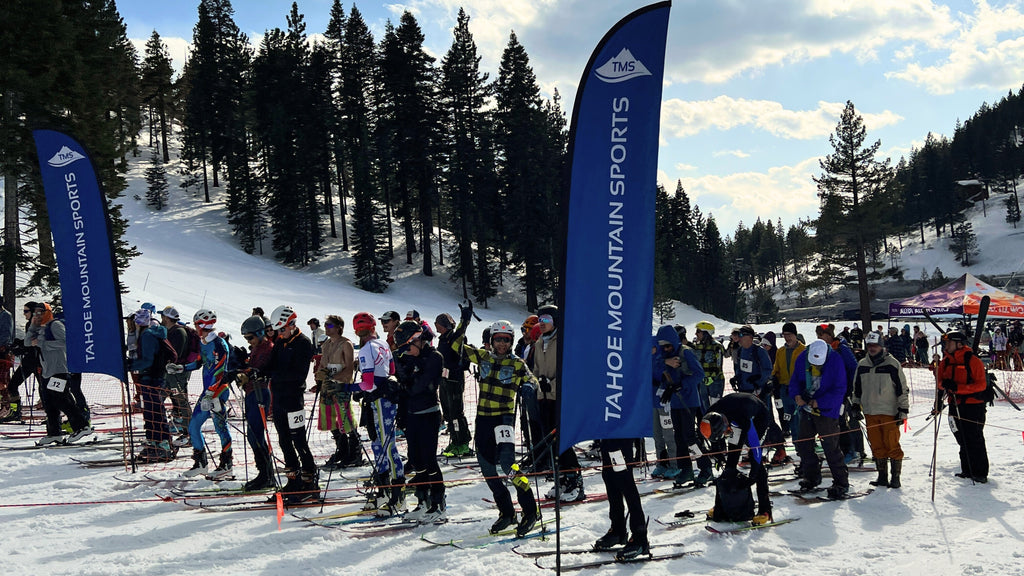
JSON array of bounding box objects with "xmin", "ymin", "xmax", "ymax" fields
[{"xmin": 936, "ymin": 346, "xmax": 987, "ymax": 405}]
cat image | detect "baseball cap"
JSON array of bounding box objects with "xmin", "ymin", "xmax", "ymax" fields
[
  {"xmin": 865, "ymin": 331, "xmax": 883, "ymax": 346},
  {"xmin": 808, "ymin": 339, "xmax": 828, "ymax": 366},
  {"xmin": 405, "ymin": 309, "xmax": 421, "ymax": 321},
  {"xmin": 381, "ymin": 311, "xmax": 401, "ymax": 323},
  {"xmin": 159, "ymin": 306, "xmax": 180, "ymax": 321}
]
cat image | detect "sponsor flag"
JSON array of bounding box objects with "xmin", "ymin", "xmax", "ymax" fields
[
  {"xmin": 31, "ymin": 129, "xmax": 127, "ymax": 381},
  {"xmin": 558, "ymin": 2, "xmax": 671, "ymax": 452}
]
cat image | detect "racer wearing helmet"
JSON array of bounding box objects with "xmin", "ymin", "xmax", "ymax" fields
[
  {"xmin": 451, "ymin": 302, "xmax": 540, "ymax": 538},
  {"xmin": 692, "ymin": 320, "xmax": 726, "ymax": 406},
  {"xmin": 177, "ymin": 309, "xmax": 232, "ymax": 478},
  {"xmin": 267, "ymin": 304, "xmax": 319, "ymax": 504},
  {"xmin": 235, "ymin": 315, "xmax": 275, "ymax": 491}
]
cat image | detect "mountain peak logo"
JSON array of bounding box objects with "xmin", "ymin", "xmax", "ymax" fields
[
  {"xmin": 47, "ymin": 146, "xmax": 86, "ymax": 168},
  {"xmin": 594, "ymin": 48, "xmax": 652, "ymax": 83}
]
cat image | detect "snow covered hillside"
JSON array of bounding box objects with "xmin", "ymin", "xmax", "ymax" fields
[{"xmin": 2, "ymin": 145, "xmax": 1024, "ymax": 576}]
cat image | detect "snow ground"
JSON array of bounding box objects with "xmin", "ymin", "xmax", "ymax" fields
[{"xmin": 2, "ymin": 144, "xmax": 1024, "ymax": 575}]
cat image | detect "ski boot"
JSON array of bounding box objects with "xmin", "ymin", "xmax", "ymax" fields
[
  {"xmin": 490, "ymin": 512, "xmax": 517, "ymax": 534},
  {"xmin": 616, "ymin": 534, "xmax": 650, "ymax": 560},
  {"xmin": 209, "ymin": 449, "xmax": 233, "ymax": 480},
  {"xmin": 183, "ymin": 449, "xmax": 209, "ymax": 477},
  {"xmin": 594, "ymin": 529, "xmax": 628, "ymax": 550}
]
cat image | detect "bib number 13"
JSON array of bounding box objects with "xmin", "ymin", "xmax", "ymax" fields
[{"xmin": 494, "ymin": 425, "xmax": 514, "ymax": 444}]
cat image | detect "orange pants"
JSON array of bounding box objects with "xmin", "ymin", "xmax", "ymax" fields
[{"xmin": 865, "ymin": 413, "xmax": 904, "ymax": 460}]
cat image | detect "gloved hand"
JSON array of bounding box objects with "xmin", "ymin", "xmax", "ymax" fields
[
  {"xmin": 703, "ymin": 375, "xmax": 714, "ymax": 388},
  {"xmin": 459, "ymin": 303, "xmax": 473, "ymax": 325},
  {"xmin": 942, "ymin": 379, "xmax": 958, "ymax": 393},
  {"xmin": 236, "ymin": 372, "xmax": 250, "ymax": 387},
  {"xmin": 539, "ymin": 376, "xmax": 552, "ymax": 394},
  {"xmin": 660, "ymin": 384, "xmax": 679, "ymax": 404},
  {"xmin": 314, "ymin": 367, "xmax": 329, "ymax": 382},
  {"xmin": 849, "ymin": 403, "xmax": 863, "ymax": 421},
  {"xmin": 897, "ymin": 408, "xmax": 908, "ymax": 421},
  {"xmin": 165, "ymin": 363, "xmax": 184, "ymax": 375},
  {"xmin": 729, "ymin": 376, "xmax": 738, "ymax": 391}
]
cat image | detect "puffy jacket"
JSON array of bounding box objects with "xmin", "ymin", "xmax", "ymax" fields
[
  {"xmin": 937, "ymin": 346, "xmax": 987, "ymax": 405},
  {"xmin": 25, "ymin": 320, "xmax": 67, "ymax": 378},
  {"xmin": 788, "ymin": 347, "xmax": 847, "ymax": 418},
  {"xmin": 853, "ymin": 351, "xmax": 909, "ymax": 417}
]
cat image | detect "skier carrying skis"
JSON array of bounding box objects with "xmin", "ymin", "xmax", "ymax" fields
[
  {"xmin": 170, "ymin": 309, "xmax": 232, "ymax": 478},
  {"xmin": 700, "ymin": 392, "xmax": 783, "ymax": 525},
  {"xmin": 934, "ymin": 331, "xmax": 989, "ymax": 483},
  {"xmin": 451, "ymin": 302, "xmax": 540, "ymax": 537}
]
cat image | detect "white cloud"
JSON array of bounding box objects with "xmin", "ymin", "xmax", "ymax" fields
[
  {"xmin": 886, "ymin": 1, "xmax": 1024, "ymax": 94},
  {"xmin": 714, "ymin": 149, "xmax": 750, "ymax": 158},
  {"xmin": 662, "ymin": 0, "xmax": 956, "ymax": 84},
  {"xmin": 665, "ymin": 157, "xmax": 823, "ymax": 233},
  {"xmin": 674, "ymin": 163, "xmax": 698, "ymax": 171},
  {"xmin": 661, "ymin": 96, "xmax": 903, "ymax": 140}
]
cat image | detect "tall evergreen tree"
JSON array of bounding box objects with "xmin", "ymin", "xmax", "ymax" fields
[
  {"xmin": 439, "ymin": 8, "xmax": 491, "ymax": 299},
  {"xmin": 323, "ymin": 0, "xmax": 349, "ymax": 248},
  {"xmin": 139, "ymin": 30, "xmax": 174, "ymax": 162},
  {"xmin": 145, "ymin": 149, "xmax": 169, "ymax": 210},
  {"xmin": 342, "ymin": 7, "xmax": 391, "ymax": 291},
  {"xmin": 494, "ymin": 32, "xmax": 555, "ymax": 310},
  {"xmin": 814, "ymin": 101, "xmax": 893, "ymax": 332}
]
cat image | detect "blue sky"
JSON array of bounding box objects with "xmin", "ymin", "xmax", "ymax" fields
[{"xmin": 118, "ymin": 0, "xmax": 1024, "ymax": 236}]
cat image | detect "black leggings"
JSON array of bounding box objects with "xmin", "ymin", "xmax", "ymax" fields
[
  {"xmin": 406, "ymin": 409, "xmax": 445, "ymax": 506},
  {"xmin": 600, "ymin": 438, "xmax": 646, "ymax": 537},
  {"xmin": 271, "ymin": 384, "xmax": 316, "ymax": 474}
]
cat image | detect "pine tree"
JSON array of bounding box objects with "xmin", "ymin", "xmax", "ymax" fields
[
  {"xmin": 439, "ymin": 8, "xmax": 491, "ymax": 299},
  {"xmin": 950, "ymin": 218, "xmax": 979, "ymax": 266},
  {"xmin": 324, "ymin": 0, "xmax": 349, "ymax": 249},
  {"xmin": 814, "ymin": 101, "xmax": 893, "ymax": 332},
  {"xmin": 342, "ymin": 7, "xmax": 392, "ymax": 292},
  {"xmin": 145, "ymin": 149, "xmax": 169, "ymax": 210},
  {"xmin": 494, "ymin": 32, "xmax": 555, "ymax": 310},
  {"xmin": 1005, "ymin": 195, "xmax": 1021, "ymax": 228},
  {"xmin": 140, "ymin": 30, "xmax": 174, "ymax": 162}
]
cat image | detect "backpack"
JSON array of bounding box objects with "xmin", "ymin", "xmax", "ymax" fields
[
  {"xmin": 183, "ymin": 325, "xmax": 202, "ymax": 364},
  {"xmin": 711, "ymin": 468, "xmax": 755, "ymax": 522},
  {"xmin": 221, "ymin": 344, "xmax": 249, "ymax": 386}
]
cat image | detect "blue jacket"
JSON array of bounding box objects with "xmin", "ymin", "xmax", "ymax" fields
[
  {"xmin": 132, "ymin": 323, "xmax": 168, "ymax": 377},
  {"xmin": 736, "ymin": 344, "xmax": 772, "ymax": 393},
  {"xmin": 653, "ymin": 325, "xmax": 706, "ymax": 410},
  {"xmin": 835, "ymin": 338, "xmax": 858, "ymax": 392},
  {"xmin": 788, "ymin": 347, "xmax": 847, "ymax": 418}
]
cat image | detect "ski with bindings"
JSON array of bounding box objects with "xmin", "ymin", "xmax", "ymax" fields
[
  {"xmin": 705, "ymin": 517, "xmax": 799, "ymax": 534},
  {"xmin": 777, "ymin": 488, "xmax": 874, "ymax": 504},
  {"xmin": 533, "ymin": 549, "xmax": 701, "ymax": 571},
  {"xmin": 515, "ymin": 541, "xmax": 693, "ymax": 558}
]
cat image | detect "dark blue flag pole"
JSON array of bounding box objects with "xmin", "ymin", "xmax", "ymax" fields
[
  {"xmin": 31, "ymin": 130, "xmax": 132, "ymax": 462},
  {"xmin": 554, "ymin": 2, "xmax": 671, "ymax": 569}
]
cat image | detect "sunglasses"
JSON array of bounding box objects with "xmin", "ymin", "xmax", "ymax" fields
[
  {"xmin": 325, "ymin": 322, "xmax": 337, "ymax": 329},
  {"xmin": 492, "ymin": 336, "xmax": 513, "ymax": 344},
  {"xmin": 243, "ymin": 333, "xmax": 257, "ymax": 341}
]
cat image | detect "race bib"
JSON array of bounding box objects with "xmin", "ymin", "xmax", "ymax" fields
[
  {"xmin": 47, "ymin": 377, "xmax": 67, "ymax": 393},
  {"xmin": 442, "ymin": 367, "xmax": 450, "ymax": 379},
  {"xmin": 687, "ymin": 443, "xmax": 702, "ymax": 459},
  {"xmin": 289, "ymin": 409, "xmax": 306, "ymax": 430},
  {"xmin": 660, "ymin": 413, "xmax": 674, "ymax": 430},
  {"xmin": 728, "ymin": 426, "xmax": 742, "ymax": 446},
  {"xmin": 948, "ymin": 413, "xmax": 958, "ymax": 434},
  {"xmin": 774, "ymin": 398, "xmax": 783, "ymax": 409},
  {"xmin": 327, "ymin": 363, "xmax": 342, "ymax": 378},
  {"xmin": 494, "ymin": 424, "xmax": 514, "ymax": 444},
  {"xmin": 740, "ymin": 359, "xmax": 753, "ymax": 373},
  {"xmin": 609, "ymin": 450, "xmax": 626, "ymax": 472}
]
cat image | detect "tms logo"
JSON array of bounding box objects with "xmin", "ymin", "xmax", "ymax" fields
[
  {"xmin": 47, "ymin": 146, "xmax": 86, "ymax": 168},
  {"xmin": 594, "ymin": 48, "xmax": 652, "ymax": 83}
]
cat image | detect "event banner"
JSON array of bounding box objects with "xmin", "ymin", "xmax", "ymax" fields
[
  {"xmin": 558, "ymin": 2, "xmax": 671, "ymax": 452},
  {"xmin": 32, "ymin": 129, "xmax": 126, "ymax": 381}
]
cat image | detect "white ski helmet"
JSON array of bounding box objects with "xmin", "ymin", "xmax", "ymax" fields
[
  {"xmin": 270, "ymin": 305, "xmax": 298, "ymax": 331},
  {"xmin": 489, "ymin": 320, "xmax": 515, "ymax": 343},
  {"xmin": 193, "ymin": 309, "xmax": 217, "ymax": 329}
]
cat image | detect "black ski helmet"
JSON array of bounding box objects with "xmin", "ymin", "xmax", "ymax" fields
[
  {"xmin": 536, "ymin": 304, "xmax": 558, "ymax": 326},
  {"xmin": 241, "ymin": 315, "xmax": 266, "ymax": 338},
  {"xmin": 700, "ymin": 412, "xmax": 729, "ymax": 441},
  {"xmin": 394, "ymin": 320, "xmax": 424, "ymax": 354}
]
